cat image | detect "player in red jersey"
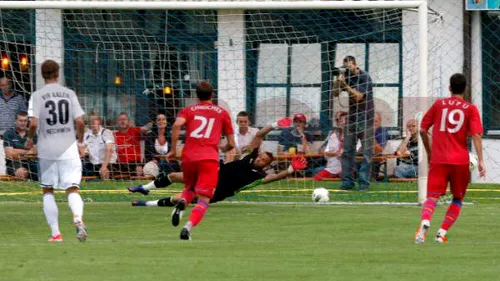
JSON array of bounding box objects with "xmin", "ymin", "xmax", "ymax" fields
[
  {"xmin": 415, "ymin": 73, "xmax": 486, "ymax": 244},
  {"xmin": 166, "ymin": 80, "xmax": 235, "ymax": 240}
]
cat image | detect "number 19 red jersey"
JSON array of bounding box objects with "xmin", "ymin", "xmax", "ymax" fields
[
  {"xmin": 178, "ymin": 101, "xmax": 233, "ymax": 163},
  {"xmin": 420, "ymin": 97, "xmax": 483, "ymax": 165}
]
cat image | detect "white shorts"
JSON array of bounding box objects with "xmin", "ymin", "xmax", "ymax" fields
[{"xmin": 39, "ymin": 158, "xmax": 82, "ymax": 190}]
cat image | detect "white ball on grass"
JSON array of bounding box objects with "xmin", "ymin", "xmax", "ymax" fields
[{"xmin": 312, "ymin": 187, "xmax": 330, "ymax": 203}]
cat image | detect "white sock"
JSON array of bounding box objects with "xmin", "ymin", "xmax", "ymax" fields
[
  {"xmin": 43, "ymin": 193, "xmax": 60, "ymax": 237},
  {"xmin": 437, "ymin": 228, "xmax": 447, "ymax": 237},
  {"xmin": 421, "ymin": 219, "xmax": 430, "ymax": 228},
  {"xmin": 146, "ymin": 200, "xmax": 159, "ymax": 207},
  {"xmin": 184, "ymin": 221, "xmax": 193, "ymax": 232},
  {"xmin": 68, "ymin": 192, "xmax": 84, "ymax": 223},
  {"xmin": 143, "ymin": 181, "xmax": 156, "ymax": 190}
]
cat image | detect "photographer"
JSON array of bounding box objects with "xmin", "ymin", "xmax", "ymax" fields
[{"xmin": 333, "ymin": 56, "xmax": 374, "ymax": 191}]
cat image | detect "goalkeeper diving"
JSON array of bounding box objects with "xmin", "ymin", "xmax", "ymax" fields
[{"xmin": 128, "ymin": 117, "xmax": 308, "ymax": 205}]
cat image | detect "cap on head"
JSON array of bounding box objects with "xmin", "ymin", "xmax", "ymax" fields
[
  {"xmin": 334, "ymin": 111, "xmax": 347, "ymax": 120},
  {"xmin": 293, "ymin": 113, "xmax": 307, "ymax": 122}
]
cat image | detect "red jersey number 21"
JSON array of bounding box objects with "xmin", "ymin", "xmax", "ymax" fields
[
  {"xmin": 439, "ymin": 108, "xmax": 464, "ymax": 133},
  {"xmin": 190, "ymin": 115, "xmax": 215, "ymax": 139}
]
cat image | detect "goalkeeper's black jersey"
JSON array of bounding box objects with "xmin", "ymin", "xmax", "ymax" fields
[{"xmin": 212, "ymin": 148, "xmax": 266, "ymax": 203}]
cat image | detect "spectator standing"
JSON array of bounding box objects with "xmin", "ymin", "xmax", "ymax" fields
[
  {"xmin": 334, "ymin": 56, "xmax": 374, "ymax": 191},
  {"xmin": 0, "ymin": 77, "xmax": 28, "ymax": 136}
]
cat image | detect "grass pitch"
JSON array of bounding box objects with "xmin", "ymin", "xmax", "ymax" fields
[{"xmin": 1, "ymin": 202, "xmax": 499, "ymax": 281}]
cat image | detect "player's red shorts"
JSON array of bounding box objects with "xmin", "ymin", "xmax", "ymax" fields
[
  {"xmin": 427, "ymin": 164, "xmax": 470, "ymax": 200},
  {"xmin": 181, "ymin": 160, "xmax": 219, "ymax": 199}
]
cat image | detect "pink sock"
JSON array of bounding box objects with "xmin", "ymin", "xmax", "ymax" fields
[
  {"xmin": 188, "ymin": 200, "xmax": 209, "ymax": 227},
  {"xmin": 421, "ymin": 199, "xmax": 437, "ymax": 221},
  {"xmin": 441, "ymin": 200, "xmax": 462, "ymax": 231}
]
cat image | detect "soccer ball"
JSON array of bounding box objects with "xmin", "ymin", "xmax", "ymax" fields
[
  {"xmin": 469, "ymin": 152, "xmax": 478, "ymax": 171},
  {"xmin": 312, "ymin": 187, "xmax": 330, "ymax": 203}
]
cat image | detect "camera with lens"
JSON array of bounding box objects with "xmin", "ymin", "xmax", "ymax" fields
[
  {"xmin": 332, "ymin": 66, "xmax": 351, "ymax": 97},
  {"xmin": 332, "ymin": 66, "xmax": 350, "ymax": 77}
]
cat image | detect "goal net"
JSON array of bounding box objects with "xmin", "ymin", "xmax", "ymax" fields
[{"xmin": 0, "ymin": 1, "xmax": 498, "ymax": 204}]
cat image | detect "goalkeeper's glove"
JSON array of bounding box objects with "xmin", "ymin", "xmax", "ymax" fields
[
  {"xmin": 271, "ymin": 117, "xmax": 293, "ymax": 130},
  {"xmin": 287, "ymin": 156, "xmax": 308, "ymax": 174}
]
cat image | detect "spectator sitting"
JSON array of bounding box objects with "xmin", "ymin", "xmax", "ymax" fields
[
  {"xmin": 81, "ymin": 116, "xmax": 117, "ymax": 180},
  {"xmin": 373, "ymin": 112, "xmax": 389, "ymax": 155},
  {"xmin": 371, "ymin": 112, "xmax": 390, "ymax": 180},
  {"xmin": 0, "ymin": 77, "xmax": 28, "ymax": 136},
  {"xmin": 114, "ymin": 112, "xmax": 152, "ymax": 177},
  {"xmin": 143, "ymin": 113, "xmax": 180, "ymax": 178},
  {"xmin": 278, "ymin": 113, "xmax": 313, "ymax": 155},
  {"xmin": 226, "ymin": 111, "xmax": 259, "ymax": 162},
  {"xmin": 394, "ymin": 119, "xmax": 418, "ymax": 178},
  {"xmin": 313, "ymin": 111, "xmax": 347, "ymax": 180},
  {"xmin": 3, "ymin": 111, "xmax": 38, "ymax": 180}
]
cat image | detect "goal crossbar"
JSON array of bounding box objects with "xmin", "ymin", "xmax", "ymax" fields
[{"xmin": 0, "ymin": 1, "xmax": 426, "ymax": 10}]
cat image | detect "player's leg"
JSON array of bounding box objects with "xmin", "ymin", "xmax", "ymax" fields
[
  {"xmin": 415, "ymin": 164, "xmax": 448, "ymax": 244},
  {"xmin": 39, "ymin": 159, "xmax": 61, "ymax": 242},
  {"xmin": 60, "ymin": 159, "xmax": 87, "ymax": 242},
  {"xmin": 128, "ymin": 172, "xmax": 184, "ymax": 195},
  {"xmin": 171, "ymin": 162, "xmax": 196, "ymax": 227},
  {"xmin": 132, "ymin": 192, "xmax": 183, "ymax": 207},
  {"xmin": 435, "ymin": 164, "xmax": 470, "ymax": 243},
  {"xmin": 180, "ymin": 160, "xmax": 219, "ymax": 240},
  {"xmin": 43, "ymin": 187, "xmax": 62, "ymax": 242}
]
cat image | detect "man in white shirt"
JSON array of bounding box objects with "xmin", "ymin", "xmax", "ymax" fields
[
  {"xmin": 82, "ymin": 116, "xmax": 117, "ymax": 180},
  {"xmin": 226, "ymin": 111, "xmax": 259, "ymax": 162},
  {"xmin": 26, "ymin": 60, "xmax": 87, "ymax": 243}
]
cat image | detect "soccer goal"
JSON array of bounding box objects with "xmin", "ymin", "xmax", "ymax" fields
[{"xmin": 0, "ymin": 1, "xmax": 495, "ymax": 205}]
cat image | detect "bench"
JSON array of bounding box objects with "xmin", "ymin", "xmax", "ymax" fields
[
  {"xmin": 82, "ymin": 176, "xmax": 98, "ymax": 181},
  {"xmin": 0, "ymin": 175, "xmax": 17, "ymax": 181},
  {"xmin": 389, "ymin": 177, "xmax": 418, "ymax": 183}
]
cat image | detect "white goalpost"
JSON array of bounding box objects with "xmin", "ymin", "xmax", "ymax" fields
[{"xmin": 0, "ymin": 1, "xmax": 430, "ymax": 204}]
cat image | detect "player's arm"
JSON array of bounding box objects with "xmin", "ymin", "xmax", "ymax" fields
[
  {"xmin": 220, "ymin": 111, "xmax": 235, "ymax": 153},
  {"xmin": 25, "ymin": 117, "xmax": 38, "ymax": 150},
  {"xmin": 469, "ymin": 106, "xmax": 486, "ymax": 178},
  {"xmin": 166, "ymin": 117, "xmax": 186, "ymax": 160},
  {"xmin": 248, "ymin": 124, "xmax": 273, "ymax": 150},
  {"xmin": 221, "ymin": 134, "xmax": 235, "ymax": 153},
  {"xmin": 262, "ymin": 156, "xmax": 308, "ymax": 184},
  {"xmin": 75, "ymin": 116, "xmax": 85, "ymax": 143},
  {"xmin": 471, "ymin": 134, "xmax": 485, "ymax": 174},
  {"xmin": 419, "ymin": 103, "xmax": 436, "ymax": 162},
  {"xmin": 248, "ymin": 117, "xmax": 293, "ymax": 151}
]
